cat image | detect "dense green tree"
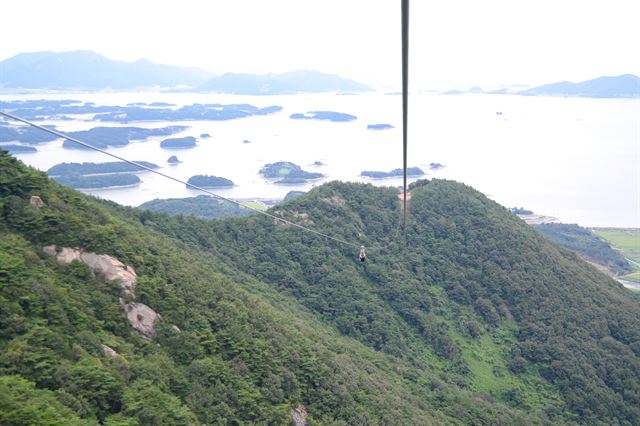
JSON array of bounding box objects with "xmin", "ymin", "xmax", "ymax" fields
[
  {"xmin": 0, "ymin": 375, "xmax": 90, "ymax": 426},
  {"xmin": 1, "ymin": 151, "xmax": 639, "ymax": 424},
  {"xmin": 121, "ymin": 380, "xmax": 195, "ymax": 425}
]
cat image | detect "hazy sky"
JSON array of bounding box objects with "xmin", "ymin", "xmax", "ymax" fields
[{"xmin": 1, "ymin": 0, "xmax": 639, "ymax": 90}]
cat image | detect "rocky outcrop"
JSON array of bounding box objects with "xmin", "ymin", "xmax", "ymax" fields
[
  {"xmin": 101, "ymin": 344, "xmax": 118, "ymax": 357},
  {"xmin": 291, "ymin": 406, "xmax": 308, "ymax": 426},
  {"xmin": 125, "ymin": 303, "xmax": 161, "ymax": 339},
  {"xmin": 321, "ymin": 195, "xmax": 346, "ymax": 206},
  {"xmin": 45, "ymin": 246, "xmax": 137, "ymax": 298},
  {"xmin": 42, "ymin": 245, "xmax": 159, "ymax": 339},
  {"xmin": 30, "ymin": 195, "xmax": 45, "ymax": 209}
]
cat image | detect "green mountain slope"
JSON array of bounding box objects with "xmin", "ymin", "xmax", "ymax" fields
[
  {"xmin": 2, "ymin": 151, "xmax": 639, "ymax": 424},
  {"xmin": 139, "ymin": 195, "xmax": 256, "ymax": 219},
  {"xmin": 0, "ymin": 153, "xmax": 549, "ymax": 424},
  {"xmin": 144, "ymin": 180, "xmax": 640, "ymax": 425}
]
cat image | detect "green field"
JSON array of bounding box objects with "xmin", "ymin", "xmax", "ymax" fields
[
  {"xmin": 594, "ymin": 228, "xmax": 640, "ymax": 262},
  {"xmin": 594, "ymin": 228, "xmax": 640, "ymax": 282},
  {"xmin": 240, "ymin": 200, "xmax": 268, "ymax": 211},
  {"xmin": 624, "ymin": 272, "xmax": 640, "ymax": 283}
]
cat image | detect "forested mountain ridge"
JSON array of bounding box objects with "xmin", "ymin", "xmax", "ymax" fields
[
  {"xmin": 0, "ymin": 152, "xmax": 550, "ymax": 424},
  {"xmin": 1, "ymin": 151, "xmax": 639, "ymax": 424},
  {"xmin": 145, "ymin": 180, "xmax": 640, "ymax": 425}
]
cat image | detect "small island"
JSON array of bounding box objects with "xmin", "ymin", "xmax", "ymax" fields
[
  {"xmin": 1, "ymin": 144, "xmax": 37, "ymax": 153},
  {"xmin": 429, "ymin": 163, "xmax": 444, "ymax": 170},
  {"xmin": 361, "ymin": 167, "xmax": 425, "ymax": 178},
  {"xmin": 52, "ymin": 173, "xmax": 140, "ymax": 189},
  {"xmin": 167, "ymin": 155, "xmax": 181, "ymax": 164},
  {"xmin": 96, "ymin": 103, "xmax": 284, "ymax": 122},
  {"xmin": 260, "ymin": 161, "xmax": 324, "ymax": 184},
  {"xmin": 186, "ymin": 175, "xmax": 234, "ymax": 188},
  {"xmin": 243, "ymin": 140, "xmax": 251, "ymax": 144},
  {"xmin": 367, "ymin": 123, "xmax": 394, "ymax": 130},
  {"xmin": 0, "ymin": 99, "xmax": 284, "ymax": 123},
  {"xmin": 276, "ymin": 177, "xmax": 308, "ymax": 185},
  {"xmin": 149, "ymin": 102, "xmax": 175, "ymax": 107},
  {"xmin": 0, "ymin": 124, "xmax": 58, "ymax": 144},
  {"xmin": 290, "ymin": 111, "xmax": 357, "ymax": 122},
  {"xmin": 63, "ymin": 126, "xmax": 188, "ymax": 150},
  {"xmin": 48, "ymin": 161, "xmax": 159, "ymax": 177},
  {"xmin": 312, "ymin": 161, "xmax": 324, "ymax": 166},
  {"xmin": 200, "ymin": 133, "xmax": 211, "ymax": 138},
  {"xmin": 160, "ymin": 136, "xmax": 197, "ymax": 149}
]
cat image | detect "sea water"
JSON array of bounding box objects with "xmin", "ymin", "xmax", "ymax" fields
[{"xmin": 2, "ymin": 92, "xmax": 638, "ymax": 228}]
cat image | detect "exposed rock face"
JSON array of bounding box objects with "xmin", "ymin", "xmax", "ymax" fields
[
  {"xmin": 30, "ymin": 195, "xmax": 45, "ymax": 209},
  {"xmin": 321, "ymin": 195, "xmax": 346, "ymax": 206},
  {"xmin": 272, "ymin": 210, "xmax": 313, "ymax": 227},
  {"xmin": 292, "ymin": 211, "xmax": 312, "ymax": 224},
  {"xmin": 101, "ymin": 344, "xmax": 118, "ymax": 357},
  {"xmin": 42, "ymin": 245, "xmax": 159, "ymax": 339},
  {"xmin": 42, "ymin": 245, "xmax": 57, "ymax": 257},
  {"xmin": 291, "ymin": 406, "xmax": 308, "ymax": 426},
  {"xmin": 45, "ymin": 246, "xmax": 137, "ymax": 298},
  {"xmin": 125, "ymin": 303, "xmax": 161, "ymax": 339},
  {"xmin": 79, "ymin": 251, "xmax": 137, "ymax": 298},
  {"xmin": 54, "ymin": 246, "xmax": 82, "ymax": 263}
]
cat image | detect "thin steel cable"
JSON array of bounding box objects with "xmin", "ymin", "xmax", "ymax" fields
[
  {"xmin": 0, "ymin": 110, "xmax": 361, "ymax": 249},
  {"xmin": 401, "ymin": 0, "xmax": 409, "ymax": 228}
]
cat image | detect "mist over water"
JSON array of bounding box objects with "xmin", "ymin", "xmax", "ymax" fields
[{"xmin": 3, "ymin": 92, "xmax": 639, "ymax": 228}]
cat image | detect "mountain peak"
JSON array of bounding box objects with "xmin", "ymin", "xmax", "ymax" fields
[
  {"xmin": 519, "ymin": 74, "xmax": 640, "ymax": 98},
  {"xmin": 197, "ymin": 69, "xmax": 372, "ymax": 94},
  {"xmin": 0, "ymin": 50, "xmax": 213, "ymax": 90}
]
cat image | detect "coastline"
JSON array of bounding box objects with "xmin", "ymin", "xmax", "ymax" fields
[{"xmin": 82, "ymin": 183, "xmax": 141, "ymax": 191}]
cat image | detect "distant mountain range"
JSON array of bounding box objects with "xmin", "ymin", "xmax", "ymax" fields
[
  {"xmin": 0, "ymin": 51, "xmax": 372, "ymax": 93},
  {"xmin": 442, "ymin": 74, "xmax": 640, "ymax": 98},
  {"xmin": 518, "ymin": 74, "xmax": 640, "ymax": 98},
  {"xmin": 197, "ymin": 70, "xmax": 372, "ymax": 94},
  {"xmin": 0, "ymin": 51, "xmax": 213, "ymax": 90}
]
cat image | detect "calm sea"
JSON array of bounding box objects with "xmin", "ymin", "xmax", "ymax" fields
[{"xmin": 2, "ymin": 92, "xmax": 639, "ymax": 228}]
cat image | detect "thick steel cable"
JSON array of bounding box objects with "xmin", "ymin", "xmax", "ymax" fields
[
  {"xmin": 0, "ymin": 110, "xmax": 361, "ymax": 249},
  {"xmin": 401, "ymin": 0, "xmax": 409, "ymax": 228}
]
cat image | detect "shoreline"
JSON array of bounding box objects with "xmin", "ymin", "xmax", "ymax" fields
[{"xmin": 82, "ymin": 183, "xmax": 141, "ymax": 191}]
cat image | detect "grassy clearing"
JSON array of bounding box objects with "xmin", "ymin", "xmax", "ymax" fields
[
  {"xmin": 593, "ymin": 228, "xmax": 640, "ymax": 263},
  {"xmin": 622, "ymin": 271, "xmax": 640, "ymax": 283},
  {"xmin": 240, "ymin": 200, "xmax": 268, "ymax": 211},
  {"xmin": 452, "ymin": 323, "xmax": 564, "ymax": 411}
]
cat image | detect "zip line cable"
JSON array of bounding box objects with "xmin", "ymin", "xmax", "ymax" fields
[
  {"xmin": 0, "ymin": 110, "xmax": 362, "ymax": 249},
  {"xmin": 401, "ymin": 0, "xmax": 409, "ymax": 228}
]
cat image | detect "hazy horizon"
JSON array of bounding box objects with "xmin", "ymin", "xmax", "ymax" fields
[
  {"xmin": 1, "ymin": 0, "xmax": 639, "ymax": 91},
  {"xmin": 2, "ymin": 49, "xmax": 639, "ymax": 93}
]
